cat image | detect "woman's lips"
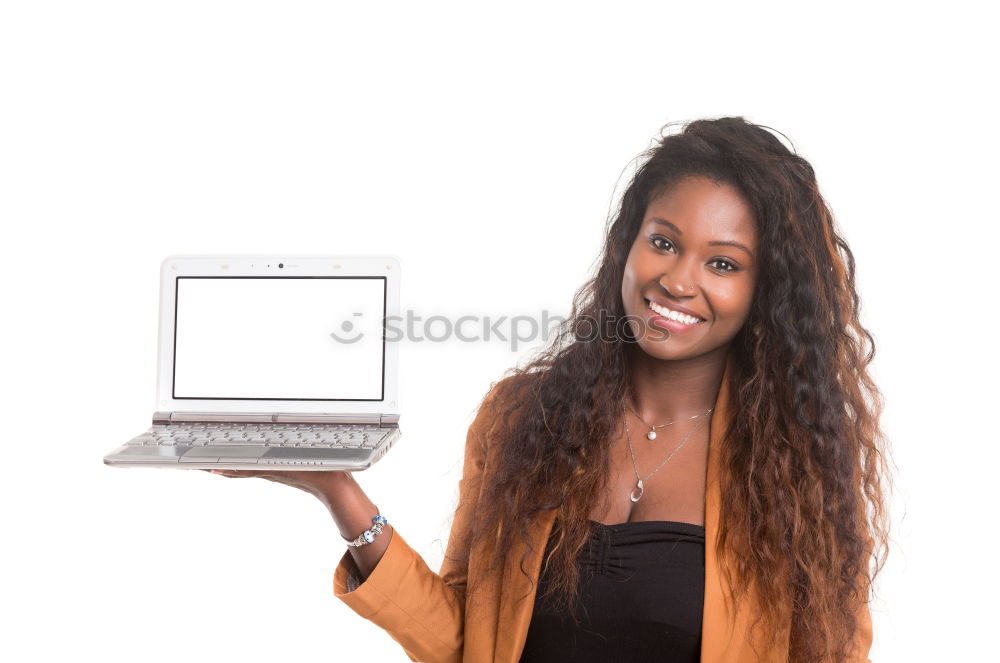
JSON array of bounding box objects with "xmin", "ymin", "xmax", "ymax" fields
[{"xmin": 646, "ymin": 301, "xmax": 707, "ymax": 333}]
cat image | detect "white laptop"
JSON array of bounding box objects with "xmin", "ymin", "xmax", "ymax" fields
[{"xmin": 103, "ymin": 254, "xmax": 401, "ymax": 471}]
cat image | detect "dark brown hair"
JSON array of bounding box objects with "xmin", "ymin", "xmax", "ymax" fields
[{"xmin": 458, "ymin": 116, "xmax": 891, "ymax": 661}]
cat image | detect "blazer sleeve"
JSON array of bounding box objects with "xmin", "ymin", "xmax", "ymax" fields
[
  {"xmin": 845, "ymin": 527, "xmax": 876, "ymax": 663},
  {"xmin": 332, "ymin": 394, "xmax": 495, "ymax": 663},
  {"xmin": 848, "ymin": 595, "xmax": 874, "ymax": 663}
]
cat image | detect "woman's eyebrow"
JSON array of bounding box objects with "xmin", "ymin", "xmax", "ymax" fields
[{"xmin": 649, "ymin": 217, "xmax": 754, "ymax": 257}]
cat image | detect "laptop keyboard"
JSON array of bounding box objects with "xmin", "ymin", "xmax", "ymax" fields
[{"xmin": 126, "ymin": 423, "xmax": 386, "ymax": 449}]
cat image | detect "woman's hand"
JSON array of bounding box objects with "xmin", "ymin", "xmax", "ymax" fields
[{"xmin": 199, "ymin": 468, "xmax": 347, "ymax": 506}]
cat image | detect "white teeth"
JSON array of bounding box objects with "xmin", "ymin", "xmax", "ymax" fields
[{"xmin": 648, "ymin": 301, "xmax": 702, "ymax": 325}]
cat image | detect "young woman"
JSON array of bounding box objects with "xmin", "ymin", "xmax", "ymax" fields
[{"xmin": 206, "ymin": 116, "xmax": 890, "ymax": 663}]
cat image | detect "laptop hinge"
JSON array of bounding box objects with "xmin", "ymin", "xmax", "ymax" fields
[{"xmin": 153, "ymin": 411, "xmax": 398, "ymax": 427}]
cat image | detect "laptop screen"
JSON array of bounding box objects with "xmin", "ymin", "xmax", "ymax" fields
[{"xmin": 172, "ymin": 276, "xmax": 386, "ymax": 401}]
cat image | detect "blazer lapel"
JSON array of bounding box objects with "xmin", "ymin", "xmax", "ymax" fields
[
  {"xmin": 700, "ymin": 353, "xmax": 789, "ymax": 661},
  {"xmin": 493, "ymin": 506, "xmax": 557, "ymax": 663},
  {"xmin": 700, "ymin": 352, "xmax": 742, "ymax": 660}
]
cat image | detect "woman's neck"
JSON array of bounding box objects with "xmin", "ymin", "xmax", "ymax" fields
[{"xmin": 625, "ymin": 345, "xmax": 730, "ymax": 424}]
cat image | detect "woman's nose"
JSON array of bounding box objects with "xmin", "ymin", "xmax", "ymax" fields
[{"xmin": 658, "ymin": 272, "xmax": 696, "ymax": 297}]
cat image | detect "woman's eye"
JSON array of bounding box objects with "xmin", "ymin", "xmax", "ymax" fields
[
  {"xmin": 649, "ymin": 236, "xmax": 674, "ymax": 252},
  {"xmin": 710, "ymin": 259, "xmax": 738, "ymax": 273}
]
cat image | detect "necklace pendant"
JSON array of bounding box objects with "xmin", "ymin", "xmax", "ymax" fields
[
  {"xmin": 646, "ymin": 430, "xmax": 657, "ymax": 440},
  {"xmin": 630, "ymin": 479, "xmax": 644, "ymax": 502}
]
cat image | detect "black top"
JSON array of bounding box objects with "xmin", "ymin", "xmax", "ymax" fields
[{"xmin": 517, "ymin": 519, "xmax": 705, "ymax": 663}]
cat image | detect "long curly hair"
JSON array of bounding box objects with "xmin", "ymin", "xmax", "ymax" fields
[{"xmin": 459, "ymin": 116, "xmax": 891, "ymax": 661}]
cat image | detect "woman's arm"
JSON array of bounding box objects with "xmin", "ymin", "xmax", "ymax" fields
[
  {"xmin": 328, "ymin": 396, "xmax": 495, "ymax": 663},
  {"xmin": 316, "ymin": 470, "xmax": 395, "ymax": 580}
]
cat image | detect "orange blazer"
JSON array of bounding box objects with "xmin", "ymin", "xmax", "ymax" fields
[{"xmin": 333, "ymin": 355, "xmax": 874, "ymax": 662}]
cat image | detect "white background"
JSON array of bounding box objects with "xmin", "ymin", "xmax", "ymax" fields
[{"xmin": 2, "ymin": 2, "xmax": 997, "ymax": 661}]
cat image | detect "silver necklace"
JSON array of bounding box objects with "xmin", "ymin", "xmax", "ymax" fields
[
  {"xmin": 623, "ymin": 406, "xmax": 713, "ymax": 503},
  {"xmin": 625, "ymin": 403, "xmax": 707, "ymax": 440}
]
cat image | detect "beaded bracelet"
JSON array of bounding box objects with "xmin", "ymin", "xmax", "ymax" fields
[{"xmin": 344, "ymin": 508, "xmax": 389, "ymax": 548}]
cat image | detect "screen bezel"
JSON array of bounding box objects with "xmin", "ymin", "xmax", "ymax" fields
[{"xmin": 154, "ymin": 254, "xmax": 400, "ymax": 415}]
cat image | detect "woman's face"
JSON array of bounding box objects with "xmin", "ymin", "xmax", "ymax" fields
[{"xmin": 621, "ymin": 175, "xmax": 759, "ymax": 361}]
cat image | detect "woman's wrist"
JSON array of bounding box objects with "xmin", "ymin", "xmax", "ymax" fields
[
  {"xmin": 315, "ymin": 473, "xmax": 392, "ymax": 579},
  {"xmin": 315, "ymin": 472, "xmax": 381, "ymax": 541},
  {"xmin": 314, "ymin": 470, "xmax": 356, "ymax": 506}
]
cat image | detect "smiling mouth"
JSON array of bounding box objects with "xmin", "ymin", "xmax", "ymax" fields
[{"xmin": 644, "ymin": 298, "xmax": 706, "ymax": 326}]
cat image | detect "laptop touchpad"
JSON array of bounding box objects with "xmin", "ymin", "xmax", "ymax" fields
[{"xmin": 183, "ymin": 447, "xmax": 264, "ymax": 458}]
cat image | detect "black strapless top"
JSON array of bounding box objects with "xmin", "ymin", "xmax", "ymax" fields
[{"xmin": 517, "ymin": 519, "xmax": 705, "ymax": 663}]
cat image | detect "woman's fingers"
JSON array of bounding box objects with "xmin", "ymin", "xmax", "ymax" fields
[
  {"xmin": 198, "ymin": 468, "xmax": 335, "ymax": 501},
  {"xmin": 204, "ymin": 469, "xmax": 256, "ymax": 478},
  {"xmin": 202, "ymin": 468, "xmax": 289, "ymax": 480}
]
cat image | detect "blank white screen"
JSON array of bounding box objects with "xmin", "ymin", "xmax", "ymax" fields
[{"xmin": 173, "ymin": 277, "xmax": 385, "ymax": 400}]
